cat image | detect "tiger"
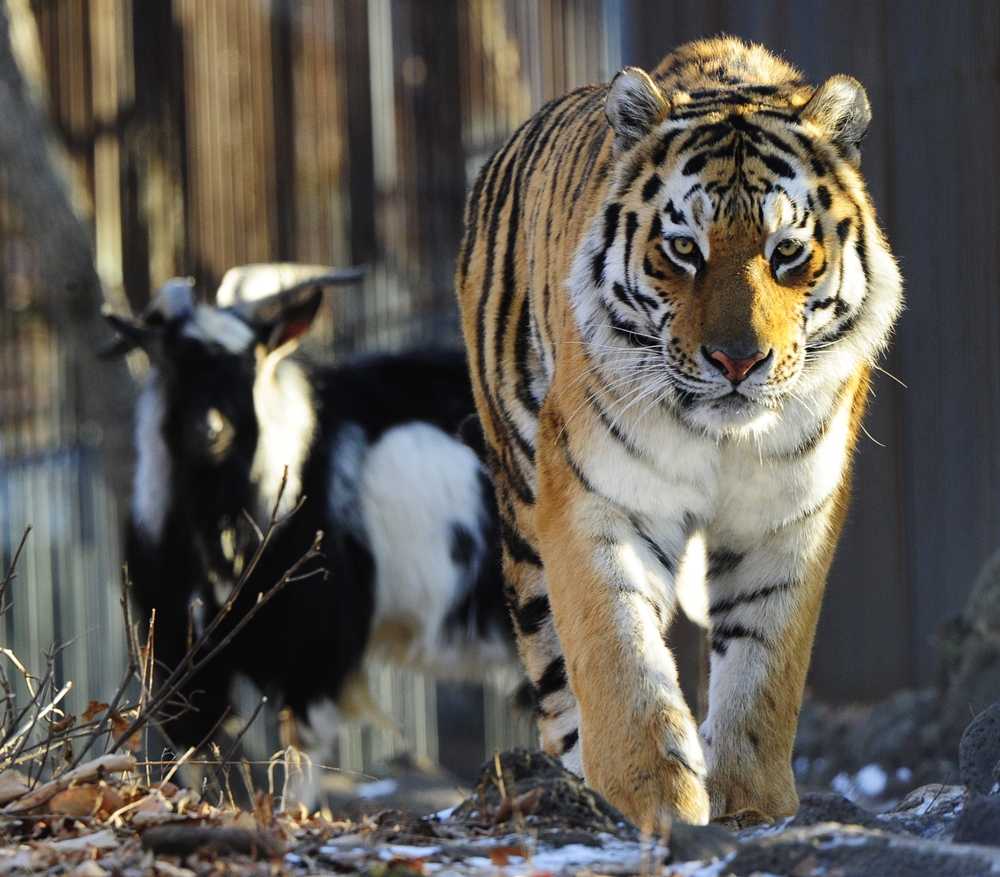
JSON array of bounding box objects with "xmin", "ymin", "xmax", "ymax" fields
[{"xmin": 456, "ymin": 36, "xmax": 902, "ymax": 829}]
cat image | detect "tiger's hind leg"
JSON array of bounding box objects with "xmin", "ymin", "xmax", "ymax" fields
[{"xmin": 502, "ymin": 527, "xmax": 584, "ymax": 771}]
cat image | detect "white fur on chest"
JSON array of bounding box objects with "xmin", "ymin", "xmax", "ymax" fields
[
  {"xmin": 576, "ymin": 376, "xmax": 852, "ymax": 542},
  {"xmin": 251, "ymin": 358, "xmax": 317, "ymax": 522},
  {"xmin": 132, "ymin": 372, "xmax": 171, "ymax": 541}
]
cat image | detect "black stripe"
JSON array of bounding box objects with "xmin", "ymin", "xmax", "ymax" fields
[
  {"xmin": 611, "ymin": 281, "xmax": 633, "ymax": 309},
  {"xmin": 643, "ymin": 253, "xmax": 667, "ymax": 281},
  {"xmin": 458, "ymin": 169, "xmax": 488, "ymax": 281},
  {"xmin": 707, "ymin": 549, "xmax": 744, "ymax": 577},
  {"xmin": 709, "ymin": 582, "xmax": 792, "ymax": 616},
  {"xmin": 855, "ymin": 224, "xmax": 871, "ymax": 284},
  {"xmin": 623, "ymin": 211, "xmax": 639, "ymax": 281},
  {"xmin": 513, "ymin": 595, "xmax": 551, "ymax": 636},
  {"xmin": 501, "ymin": 520, "xmax": 542, "ymax": 567},
  {"xmin": 641, "ymin": 174, "xmax": 663, "ymax": 202},
  {"xmin": 648, "ymin": 213, "xmax": 663, "ymax": 241},
  {"xmin": 513, "ymin": 298, "xmax": 540, "ymax": 415},
  {"xmin": 633, "ymin": 519, "xmax": 678, "ymax": 577},
  {"xmin": 535, "ymin": 656, "xmax": 568, "ymax": 698},
  {"xmin": 836, "ymin": 217, "xmax": 852, "ymax": 243},
  {"xmin": 592, "ymin": 202, "xmax": 622, "ymax": 285},
  {"xmin": 586, "ymin": 389, "xmax": 644, "ymax": 459},
  {"xmin": 682, "ymin": 151, "xmax": 708, "ymax": 176},
  {"xmin": 710, "ymin": 622, "xmax": 768, "ymax": 656},
  {"xmin": 816, "ymin": 186, "xmax": 832, "ymax": 210},
  {"xmin": 560, "ymin": 728, "xmax": 580, "ymax": 754}
]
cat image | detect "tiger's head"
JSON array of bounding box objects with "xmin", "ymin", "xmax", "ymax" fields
[{"xmin": 571, "ymin": 38, "xmax": 902, "ymax": 438}]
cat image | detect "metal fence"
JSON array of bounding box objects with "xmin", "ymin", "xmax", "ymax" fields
[{"xmin": 1, "ymin": 0, "xmax": 998, "ymax": 773}]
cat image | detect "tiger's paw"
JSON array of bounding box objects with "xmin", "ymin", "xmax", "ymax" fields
[{"xmin": 581, "ymin": 711, "xmax": 711, "ymax": 828}]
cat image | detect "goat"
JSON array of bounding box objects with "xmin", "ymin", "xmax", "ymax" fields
[{"xmin": 102, "ymin": 264, "xmax": 513, "ymax": 776}]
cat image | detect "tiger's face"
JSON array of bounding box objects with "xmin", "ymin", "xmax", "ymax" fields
[{"xmin": 573, "ymin": 72, "xmax": 886, "ymax": 439}]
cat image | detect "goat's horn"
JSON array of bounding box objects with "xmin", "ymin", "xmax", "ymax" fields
[
  {"xmin": 215, "ymin": 263, "xmax": 367, "ymax": 312},
  {"xmin": 145, "ymin": 276, "xmax": 197, "ymax": 321}
]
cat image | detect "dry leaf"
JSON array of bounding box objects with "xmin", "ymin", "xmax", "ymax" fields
[
  {"xmin": 493, "ymin": 787, "xmax": 542, "ymax": 823},
  {"xmin": 51, "ymin": 715, "xmax": 76, "ymax": 734},
  {"xmin": 109, "ymin": 711, "xmax": 142, "ymax": 751},
  {"xmin": 70, "ymin": 861, "xmax": 108, "ymax": 877},
  {"xmin": 152, "ymin": 862, "xmax": 197, "ymax": 877},
  {"xmin": 489, "ymin": 845, "xmax": 528, "ymax": 865},
  {"xmin": 82, "ymin": 701, "xmax": 109, "ymax": 723},
  {"xmin": 132, "ymin": 790, "xmax": 172, "ymax": 815},
  {"xmin": 0, "ymin": 770, "xmax": 30, "ymax": 806},
  {"xmin": 47, "ymin": 786, "xmax": 104, "ymax": 817}
]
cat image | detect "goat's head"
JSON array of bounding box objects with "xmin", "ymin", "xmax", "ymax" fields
[
  {"xmin": 104, "ymin": 265, "xmax": 364, "ymax": 584},
  {"xmin": 104, "ymin": 263, "xmax": 363, "ymax": 469}
]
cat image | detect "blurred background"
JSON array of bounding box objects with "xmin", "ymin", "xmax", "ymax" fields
[{"xmin": 0, "ymin": 0, "xmax": 997, "ymax": 780}]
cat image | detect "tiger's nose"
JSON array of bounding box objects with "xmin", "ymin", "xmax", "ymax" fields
[{"xmin": 706, "ymin": 347, "xmax": 770, "ymax": 383}]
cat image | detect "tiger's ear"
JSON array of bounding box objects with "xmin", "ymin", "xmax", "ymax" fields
[
  {"xmin": 606, "ymin": 67, "xmax": 668, "ymax": 158},
  {"xmin": 800, "ymin": 74, "xmax": 872, "ymax": 167}
]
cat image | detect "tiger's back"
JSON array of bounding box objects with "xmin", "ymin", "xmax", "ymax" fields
[{"xmin": 457, "ymin": 37, "xmax": 902, "ymax": 828}]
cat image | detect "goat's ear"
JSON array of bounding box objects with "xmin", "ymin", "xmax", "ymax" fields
[
  {"xmin": 99, "ymin": 309, "xmax": 163, "ymax": 359},
  {"xmin": 99, "ymin": 277, "xmax": 195, "ymax": 359},
  {"xmin": 258, "ymin": 285, "xmax": 324, "ymax": 358}
]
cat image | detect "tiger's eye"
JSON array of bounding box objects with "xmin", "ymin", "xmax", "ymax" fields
[
  {"xmin": 671, "ymin": 237, "xmax": 697, "ymax": 257},
  {"xmin": 775, "ymin": 240, "xmax": 802, "ymax": 259}
]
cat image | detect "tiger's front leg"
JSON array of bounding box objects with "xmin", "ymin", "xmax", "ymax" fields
[
  {"xmin": 702, "ymin": 482, "xmax": 849, "ymax": 825},
  {"xmin": 533, "ymin": 409, "xmax": 710, "ymax": 828}
]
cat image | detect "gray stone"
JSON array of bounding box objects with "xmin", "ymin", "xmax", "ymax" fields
[
  {"xmin": 953, "ymin": 794, "xmax": 1000, "ymax": 846},
  {"xmin": 728, "ymin": 823, "xmax": 1000, "ymax": 877},
  {"xmin": 959, "ymin": 702, "xmax": 1000, "ymax": 795},
  {"xmin": 789, "ymin": 791, "xmax": 902, "ymax": 833},
  {"xmin": 666, "ymin": 821, "xmax": 736, "ymax": 864}
]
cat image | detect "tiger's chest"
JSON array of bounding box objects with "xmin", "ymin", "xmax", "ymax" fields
[{"xmin": 563, "ymin": 374, "xmax": 855, "ymax": 547}]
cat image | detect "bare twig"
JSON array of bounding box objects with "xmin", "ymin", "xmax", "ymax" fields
[
  {"xmin": 0, "ymin": 526, "xmax": 31, "ymax": 605},
  {"xmin": 209, "ymin": 697, "xmax": 268, "ymax": 792},
  {"xmin": 108, "ymin": 470, "xmax": 322, "ymax": 755}
]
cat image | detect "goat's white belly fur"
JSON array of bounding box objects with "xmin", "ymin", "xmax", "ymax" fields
[{"xmin": 358, "ymin": 422, "xmax": 505, "ymax": 673}]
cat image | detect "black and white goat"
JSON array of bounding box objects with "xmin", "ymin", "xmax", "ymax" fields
[{"xmin": 103, "ymin": 264, "xmax": 513, "ymax": 771}]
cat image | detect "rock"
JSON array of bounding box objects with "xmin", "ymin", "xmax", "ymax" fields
[
  {"xmin": 880, "ymin": 783, "xmax": 966, "ymax": 840},
  {"xmin": 451, "ymin": 748, "xmax": 635, "ymax": 835},
  {"xmin": 789, "ymin": 791, "xmax": 900, "ymax": 833},
  {"xmin": 666, "ymin": 820, "xmax": 737, "ymax": 863},
  {"xmin": 953, "ymin": 794, "xmax": 1000, "ymax": 846},
  {"xmin": 728, "ymin": 823, "xmax": 1000, "ymax": 876},
  {"xmin": 959, "ymin": 702, "xmax": 1000, "ymax": 795}
]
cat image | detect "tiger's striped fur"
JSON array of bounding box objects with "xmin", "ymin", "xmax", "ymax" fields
[{"xmin": 456, "ymin": 38, "xmax": 902, "ymax": 828}]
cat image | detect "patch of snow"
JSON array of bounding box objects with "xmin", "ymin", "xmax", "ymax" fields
[
  {"xmin": 855, "ymin": 764, "xmax": 887, "ymax": 797},
  {"xmin": 896, "ymin": 766, "xmax": 913, "ymax": 783},
  {"xmin": 831, "ymin": 772, "xmax": 853, "ymax": 797},
  {"xmin": 527, "ymin": 838, "xmax": 668, "ymax": 872},
  {"xmin": 356, "ymin": 778, "xmax": 399, "ymax": 798},
  {"xmin": 380, "ymin": 844, "xmax": 442, "ymax": 860},
  {"xmin": 669, "ymin": 855, "xmax": 736, "ymax": 876},
  {"xmin": 432, "ymin": 805, "xmax": 457, "ymax": 820}
]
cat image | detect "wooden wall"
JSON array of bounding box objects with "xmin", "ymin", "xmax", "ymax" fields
[{"xmin": 626, "ymin": 0, "xmax": 1000, "ymax": 698}]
